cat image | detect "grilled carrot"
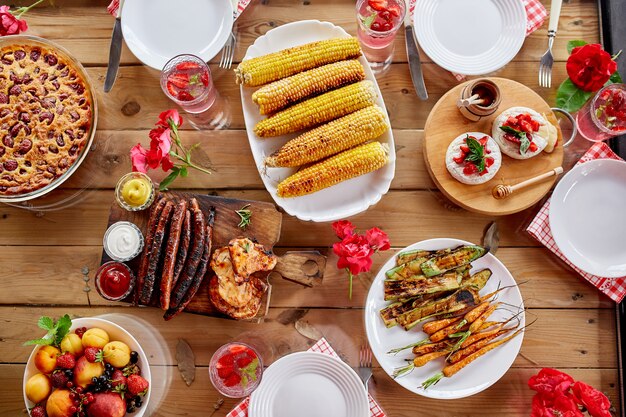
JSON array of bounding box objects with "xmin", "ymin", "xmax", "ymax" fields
[
  {"xmin": 464, "ymin": 301, "xmax": 491, "ymax": 323},
  {"xmin": 422, "ymin": 317, "xmax": 463, "ymax": 335},
  {"xmin": 413, "ymin": 341, "xmax": 453, "ymax": 356},
  {"xmin": 415, "ymin": 350, "xmax": 449, "ymax": 367},
  {"xmin": 429, "ymin": 321, "xmax": 469, "ymax": 343},
  {"xmin": 448, "ymin": 328, "xmax": 513, "ymax": 364},
  {"xmin": 469, "ymin": 302, "xmax": 500, "ymax": 333}
]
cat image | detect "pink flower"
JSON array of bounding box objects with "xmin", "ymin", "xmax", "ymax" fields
[
  {"xmin": 157, "ymin": 109, "xmax": 183, "ymax": 128},
  {"xmin": 130, "ymin": 144, "xmax": 149, "ymax": 173},
  {"xmin": 0, "ymin": 5, "xmax": 28, "ymax": 36},
  {"xmin": 365, "ymin": 227, "xmax": 390, "ymax": 251},
  {"xmin": 149, "ymin": 126, "xmax": 172, "ymax": 156},
  {"xmin": 332, "ymin": 220, "xmax": 355, "ymax": 239},
  {"xmin": 333, "ymin": 233, "xmax": 374, "ymax": 276}
]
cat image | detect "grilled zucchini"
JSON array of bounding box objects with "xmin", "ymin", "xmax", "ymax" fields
[
  {"xmin": 396, "ymin": 288, "xmax": 479, "ymax": 330},
  {"xmin": 421, "ymin": 245, "xmax": 487, "ymax": 277},
  {"xmin": 384, "ymin": 270, "xmax": 464, "ymax": 301}
]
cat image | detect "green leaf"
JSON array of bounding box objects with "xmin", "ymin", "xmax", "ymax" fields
[
  {"xmin": 37, "ymin": 316, "xmax": 54, "ymax": 331},
  {"xmin": 464, "ymin": 153, "xmax": 480, "ymax": 163},
  {"xmin": 465, "ymin": 135, "xmax": 483, "ymax": 158},
  {"xmin": 361, "ymin": 12, "xmax": 376, "ymax": 29},
  {"xmin": 567, "ymin": 40, "xmax": 587, "ymax": 54},
  {"xmin": 23, "ymin": 337, "xmax": 53, "ymax": 346},
  {"xmin": 499, "ymin": 125, "xmax": 524, "ymax": 138},
  {"xmin": 556, "ymin": 78, "xmax": 593, "ymax": 113},
  {"xmin": 159, "ymin": 168, "xmax": 180, "ymax": 191},
  {"xmin": 189, "ymin": 74, "xmax": 200, "ymax": 85},
  {"xmin": 55, "ymin": 315, "xmax": 72, "ymax": 345},
  {"xmin": 520, "ymin": 135, "xmax": 531, "ymax": 155},
  {"xmin": 179, "ymin": 166, "xmax": 188, "ymax": 178},
  {"xmin": 608, "ymin": 71, "xmax": 623, "ymax": 84}
]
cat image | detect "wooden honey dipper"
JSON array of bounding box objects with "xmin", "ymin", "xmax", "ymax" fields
[{"xmin": 492, "ymin": 167, "xmax": 564, "ymax": 199}]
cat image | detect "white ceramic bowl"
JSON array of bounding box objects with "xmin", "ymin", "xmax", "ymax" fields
[{"xmin": 23, "ymin": 317, "xmax": 151, "ymax": 417}]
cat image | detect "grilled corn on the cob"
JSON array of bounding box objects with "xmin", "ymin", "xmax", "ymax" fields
[
  {"xmin": 265, "ymin": 106, "xmax": 389, "ymax": 167},
  {"xmin": 255, "ymin": 80, "xmax": 377, "ymax": 138},
  {"xmin": 252, "ymin": 60, "xmax": 366, "ymax": 115},
  {"xmin": 276, "ymin": 141, "xmax": 389, "ymax": 198},
  {"xmin": 235, "ymin": 37, "xmax": 361, "ymax": 87}
]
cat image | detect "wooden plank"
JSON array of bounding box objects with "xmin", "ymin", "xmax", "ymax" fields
[
  {"xmin": 0, "ymin": 190, "xmax": 543, "ymax": 247},
  {"xmin": 0, "ymin": 247, "xmax": 612, "ymax": 309},
  {"xmin": 0, "ymin": 364, "xmax": 618, "ymax": 417},
  {"xmin": 0, "ymin": 307, "xmax": 615, "ymax": 368},
  {"xmin": 59, "ymin": 129, "xmax": 431, "ymax": 190},
  {"xmin": 84, "ymin": 63, "xmax": 571, "ymax": 131}
]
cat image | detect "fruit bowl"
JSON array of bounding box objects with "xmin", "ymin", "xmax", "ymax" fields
[{"xmin": 23, "ymin": 317, "xmax": 151, "ymax": 417}]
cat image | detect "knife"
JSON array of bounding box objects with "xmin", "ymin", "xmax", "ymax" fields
[
  {"xmin": 403, "ymin": 0, "xmax": 428, "ymax": 100},
  {"xmin": 104, "ymin": 7, "xmax": 123, "ymax": 93}
]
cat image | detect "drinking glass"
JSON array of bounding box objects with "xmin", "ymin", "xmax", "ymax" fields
[
  {"xmin": 576, "ymin": 83, "xmax": 626, "ymax": 142},
  {"xmin": 160, "ymin": 54, "xmax": 230, "ymax": 130},
  {"xmin": 356, "ymin": 0, "xmax": 406, "ymax": 74},
  {"xmin": 208, "ymin": 342, "xmax": 263, "ymax": 398}
]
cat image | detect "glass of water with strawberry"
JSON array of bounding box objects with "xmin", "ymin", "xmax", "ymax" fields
[
  {"xmin": 576, "ymin": 83, "xmax": 626, "ymax": 142},
  {"xmin": 356, "ymin": 0, "xmax": 406, "ymax": 73},
  {"xmin": 160, "ymin": 54, "xmax": 230, "ymax": 130},
  {"xmin": 209, "ymin": 342, "xmax": 263, "ymax": 398}
]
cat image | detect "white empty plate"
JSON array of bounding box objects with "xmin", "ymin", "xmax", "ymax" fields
[
  {"xmin": 249, "ymin": 352, "xmax": 369, "ymax": 417},
  {"xmin": 365, "ymin": 238, "xmax": 525, "ymax": 399},
  {"xmin": 413, "ymin": 0, "xmax": 527, "ymax": 75},
  {"xmin": 550, "ymin": 159, "xmax": 626, "ymax": 278},
  {"xmin": 121, "ymin": 0, "xmax": 233, "ymax": 70}
]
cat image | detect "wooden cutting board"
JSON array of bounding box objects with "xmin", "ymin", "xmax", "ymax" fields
[
  {"xmin": 424, "ymin": 78, "xmax": 564, "ymax": 216},
  {"xmin": 99, "ymin": 192, "xmax": 326, "ymax": 320}
]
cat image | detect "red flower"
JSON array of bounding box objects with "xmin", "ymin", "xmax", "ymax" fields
[
  {"xmin": 149, "ymin": 126, "xmax": 172, "ymax": 156},
  {"xmin": 130, "ymin": 144, "xmax": 149, "ymax": 173},
  {"xmin": 332, "ymin": 220, "xmax": 355, "ymax": 239},
  {"xmin": 531, "ymin": 393, "xmax": 584, "ymax": 417},
  {"xmin": 157, "ymin": 109, "xmax": 183, "ymax": 128},
  {"xmin": 529, "ymin": 368, "xmax": 575, "ymax": 399},
  {"xmin": 333, "ymin": 233, "xmax": 374, "ymax": 276},
  {"xmin": 572, "ymin": 381, "xmax": 612, "ymax": 417},
  {"xmin": 566, "ymin": 44, "xmax": 617, "ymax": 92},
  {"xmin": 0, "ymin": 5, "xmax": 28, "ymax": 36},
  {"xmin": 365, "ymin": 227, "xmax": 390, "ymax": 251}
]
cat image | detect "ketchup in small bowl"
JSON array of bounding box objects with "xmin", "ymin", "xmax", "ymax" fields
[{"xmin": 95, "ymin": 261, "xmax": 135, "ymax": 301}]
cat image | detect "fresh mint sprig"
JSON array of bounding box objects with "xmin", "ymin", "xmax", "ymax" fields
[{"xmin": 24, "ymin": 315, "xmax": 72, "ymax": 347}]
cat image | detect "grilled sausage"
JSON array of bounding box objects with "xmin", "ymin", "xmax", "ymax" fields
[
  {"xmin": 159, "ymin": 199, "xmax": 188, "ymax": 310},
  {"xmin": 169, "ymin": 199, "xmax": 206, "ymax": 309},
  {"xmin": 139, "ymin": 200, "xmax": 174, "ymax": 305},
  {"xmin": 171, "ymin": 209, "xmax": 191, "ymax": 288},
  {"xmin": 164, "ymin": 207, "xmax": 215, "ymax": 321},
  {"xmin": 134, "ymin": 197, "xmax": 166, "ymax": 304}
]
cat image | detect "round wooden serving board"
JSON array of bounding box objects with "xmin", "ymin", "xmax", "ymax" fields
[{"xmin": 424, "ymin": 78, "xmax": 564, "ymax": 216}]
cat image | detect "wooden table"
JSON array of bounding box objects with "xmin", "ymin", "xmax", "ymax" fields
[{"xmin": 0, "ymin": 0, "xmax": 617, "ymax": 416}]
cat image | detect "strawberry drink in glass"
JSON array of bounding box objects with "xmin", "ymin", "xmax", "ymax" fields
[
  {"xmin": 209, "ymin": 342, "xmax": 263, "ymax": 398},
  {"xmin": 576, "ymin": 83, "xmax": 626, "ymax": 142},
  {"xmin": 356, "ymin": 0, "xmax": 406, "ymax": 73},
  {"xmin": 160, "ymin": 54, "xmax": 230, "ymax": 130}
]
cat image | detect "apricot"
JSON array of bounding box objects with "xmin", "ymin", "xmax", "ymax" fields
[
  {"xmin": 46, "ymin": 389, "xmax": 74, "ymax": 417},
  {"xmin": 81, "ymin": 328, "xmax": 109, "ymax": 349},
  {"xmin": 25, "ymin": 373, "xmax": 51, "ymax": 403},
  {"xmin": 34, "ymin": 345, "xmax": 60, "ymax": 374},
  {"xmin": 74, "ymin": 356, "xmax": 104, "ymax": 388},
  {"xmin": 103, "ymin": 341, "xmax": 131, "ymax": 368},
  {"xmin": 60, "ymin": 333, "xmax": 84, "ymax": 356}
]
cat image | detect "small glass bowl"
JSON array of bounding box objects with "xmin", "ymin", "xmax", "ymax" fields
[
  {"xmin": 95, "ymin": 261, "xmax": 136, "ymax": 302},
  {"xmin": 103, "ymin": 221, "xmax": 144, "ymax": 262},
  {"xmin": 115, "ymin": 172, "xmax": 156, "ymax": 211},
  {"xmin": 209, "ymin": 342, "xmax": 263, "ymax": 398}
]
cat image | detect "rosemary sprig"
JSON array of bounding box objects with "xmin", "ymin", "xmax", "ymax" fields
[{"xmin": 235, "ymin": 204, "xmax": 252, "ymax": 230}]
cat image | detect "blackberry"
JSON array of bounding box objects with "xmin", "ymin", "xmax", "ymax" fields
[{"xmin": 129, "ymin": 351, "xmax": 139, "ymax": 364}]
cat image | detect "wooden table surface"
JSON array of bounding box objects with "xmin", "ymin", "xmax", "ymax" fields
[{"xmin": 0, "ymin": 1, "xmax": 618, "ymax": 416}]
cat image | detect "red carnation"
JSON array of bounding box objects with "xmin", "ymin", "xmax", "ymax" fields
[
  {"xmin": 365, "ymin": 227, "xmax": 390, "ymax": 251},
  {"xmin": 572, "ymin": 382, "xmax": 612, "ymax": 417},
  {"xmin": 0, "ymin": 5, "xmax": 28, "ymax": 36},
  {"xmin": 332, "ymin": 220, "xmax": 356, "ymax": 239},
  {"xmin": 529, "ymin": 368, "xmax": 575, "ymax": 399},
  {"xmin": 566, "ymin": 44, "xmax": 617, "ymax": 92}
]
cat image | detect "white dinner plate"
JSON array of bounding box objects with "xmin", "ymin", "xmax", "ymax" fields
[
  {"xmin": 365, "ymin": 238, "xmax": 525, "ymax": 399},
  {"xmin": 249, "ymin": 352, "xmax": 369, "ymax": 417},
  {"xmin": 550, "ymin": 159, "xmax": 626, "ymax": 278},
  {"xmin": 413, "ymin": 0, "xmax": 527, "ymax": 75},
  {"xmin": 240, "ymin": 20, "xmax": 396, "ymax": 222},
  {"xmin": 121, "ymin": 0, "xmax": 233, "ymax": 70}
]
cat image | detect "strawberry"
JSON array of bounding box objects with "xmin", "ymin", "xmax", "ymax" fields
[
  {"xmin": 223, "ymin": 373, "xmax": 241, "ymax": 387},
  {"xmin": 528, "ymin": 142, "xmax": 538, "ymax": 152},
  {"xmin": 229, "ymin": 345, "xmax": 247, "ymax": 356},
  {"xmin": 217, "ymin": 364, "xmax": 234, "ymax": 379},
  {"xmin": 453, "ymin": 154, "xmax": 465, "ymax": 164},
  {"xmin": 368, "ymin": 0, "xmax": 387, "ymax": 11},
  {"xmin": 84, "ymin": 347, "xmax": 102, "ymax": 363},
  {"xmin": 168, "ymin": 73, "xmax": 189, "ymax": 89},
  {"xmin": 379, "ymin": 10, "xmax": 392, "ymax": 21},
  {"xmin": 111, "ymin": 370, "xmax": 127, "ymax": 389},
  {"xmin": 371, "ymin": 21, "xmax": 383, "ymax": 31},
  {"xmin": 50, "ymin": 371, "xmax": 69, "ymax": 388},
  {"xmin": 236, "ymin": 354, "xmax": 255, "ymax": 369},
  {"xmin": 127, "ymin": 374, "xmax": 149, "ymax": 397},
  {"xmin": 200, "ymin": 71, "xmax": 209, "ymax": 87},
  {"xmin": 463, "ymin": 163, "xmax": 478, "ymax": 176},
  {"xmin": 177, "ymin": 91, "xmax": 194, "ymax": 101},
  {"xmin": 459, "ymin": 145, "xmax": 470, "ymax": 153},
  {"xmin": 485, "ymin": 157, "xmax": 494, "ymax": 167},
  {"xmin": 387, "ymin": 4, "xmax": 401, "ymax": 17},
  {"xmin": 56, "ymin": 353, "xmax": 76, "ymax": 369},
  {"xmin": 30, "ymin": 405, "xmax": 46, "ymax": 417},
  {"xmin": 166, "ymin": 81, "xmax": 179, "ymax": 97},
  {"xmin": 175, "ymin": 62, "xmax": 201, "ymax": 71}
]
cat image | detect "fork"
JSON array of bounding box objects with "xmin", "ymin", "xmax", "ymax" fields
[
  {"xmin": 357, "ymin": 345, "xmax": 373, "ymax": 390},
  {"xmin": 219, "ymin": 31, "xmax": 236, "ymax": 69},
  {"xmin": 538, "ymin": 0, "xmax": 563, "ymax": 88}
]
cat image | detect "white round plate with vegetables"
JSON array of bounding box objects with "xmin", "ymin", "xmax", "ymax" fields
[{"xmin": 364, "ymin": 238, "xmax": 525, "ymax": 399}]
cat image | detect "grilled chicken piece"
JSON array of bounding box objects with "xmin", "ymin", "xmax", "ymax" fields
[
  {"xmin": 210, "ymin": 247, "xmax": 253, "ymax": 307},
  {"xmin": 228, "ymin": 237, "xmax": 278, "ymax": 283},
  {"xmin": 208, "ymin": 275, "xmax": 266, "ymax": 320}
]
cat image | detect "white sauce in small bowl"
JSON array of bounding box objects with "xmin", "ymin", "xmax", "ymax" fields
[
  {"xmin": 103, "ymin": 221, "xmax": 144, "ymax": 262},
  {"xmin": 445, "ymin": 132, "xmax": 502, "ymax": 185}
]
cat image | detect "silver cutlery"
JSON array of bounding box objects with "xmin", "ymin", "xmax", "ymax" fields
[
  {"xmin": 403, "ymin": 0, "xmax": 428, "ymax": 100},
  {"xmin": 538, "ymin": 0, "xmax": 563, "ymax": 88},
  {"xmin": 219, "ymin": 31, "xmax": 236, "ymax": 70},
  {"xmin": 104, "ymin": 0, "xmax": 124, "ymax": 93},
  {"xmin": 357, "ymin": 345, "xmax": 373, "ymax": 390}
]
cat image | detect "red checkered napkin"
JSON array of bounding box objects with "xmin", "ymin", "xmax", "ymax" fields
[
  {"xmin": 227, "ymin": 338, "xmax": 386, "ymax": 417},
  {"xmin": 526, "ymin": 142, "xmax": 626, "ymax": 303}
]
